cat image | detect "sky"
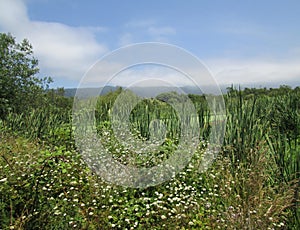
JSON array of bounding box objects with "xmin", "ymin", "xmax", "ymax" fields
[{"xmin": 0, "ymin": 0, "xmax": 300, "ymax": 89}]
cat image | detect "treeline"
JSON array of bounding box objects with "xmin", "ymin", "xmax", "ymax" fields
[{"xmin": 227, "ymin": 84, "xmax": 300, "ymax": 97}]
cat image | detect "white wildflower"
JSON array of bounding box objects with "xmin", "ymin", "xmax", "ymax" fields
[
  {"xmin": 161, "ymin": 215, "xmax": 167, "ymax": 220},
  {"xmin": 0, "ymin": 178, "xmax": 7, "ymax": 182}
]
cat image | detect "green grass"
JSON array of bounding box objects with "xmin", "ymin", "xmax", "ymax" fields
[{"xmin": 0, "ymin": 87, "xmax": 299, "ymax": 229}]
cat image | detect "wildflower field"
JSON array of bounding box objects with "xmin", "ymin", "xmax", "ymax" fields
[{"xmin": 0, "ymin": 85, "xmax": 299, "ymax": 229}]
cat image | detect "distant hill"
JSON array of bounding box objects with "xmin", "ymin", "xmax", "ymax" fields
[
  {"xmin": 63, "ymin": 85, "xmax": 208, "ymax": 98},
  {"xmin": 64, "ymin": 86, "xmax": 117, "ymax": 98},
  {"xmin": 60, "ymin": 82, "xmax": 300, "ymax": 98}
]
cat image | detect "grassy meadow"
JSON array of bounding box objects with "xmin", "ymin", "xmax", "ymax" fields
[{"xmin": 0, "ymin": 86, "xmax": 299, "ymax": 229}]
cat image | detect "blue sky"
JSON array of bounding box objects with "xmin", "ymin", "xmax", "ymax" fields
[{"xmin": 0, "ymin": 0, "xmax": 300, "ymax": 88}]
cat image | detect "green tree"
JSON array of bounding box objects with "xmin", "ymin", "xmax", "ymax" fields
[
  {"xmin": 0, "ymin": 33, "xmax": 52, "ymax": 119},
  {"xmin": 156, "ymin": 91, "xmax": 187, "ymax": 103}
]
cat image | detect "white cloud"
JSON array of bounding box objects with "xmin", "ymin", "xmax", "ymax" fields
[
  {"xmin": 0, "ymin": 0, "xmax": 29, "ymax": 29},
  {"xmin": 206, "ymin": 58, "xmax": 300, "ymax": 86},
  {"xmin": 79, "ymin": 61, "xmax": 214, "ymax": 89},
  {"xmin": 77, "ymin": 62, "xmax": 190, "ymax": 88},
  {"xmin": 119, "ymin": 33, "xmax": 134, "ymax": 47},
  {"xmin": 74, "ymin": 56, "xmax": 300, "ymax": 90},
  {"xmin": 0, "ymin": 0, "xmax": 108, "ymax": 87},
  {"xmin": 121, "ymin": 19, "xmax": 176, "ymax": 44},
  {"xmin": 108, "ymin": 65, "xmax": 192, "ymax": 87}
]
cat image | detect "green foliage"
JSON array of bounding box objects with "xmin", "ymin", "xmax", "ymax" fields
[
  {"xmin": 47, "ymin": 86, "xmax": 300, "ymax": 229},
  {"xmin": 2, "ymin": 107, "xmax": 73, "ymax": 149},
  {"xmin": 0, "ymin": 135, "xmax": 92, "ymax": 229},
  {"xmin": 96, "ymin": 89, "xmax": 210, "ymax": 142},
  {"xmin": 1, "ymin": 131, "xmax": 297, "ymax": 229},
  {"xmin": 0, "ymin": 33, "xmax": 52, "ymax": 119},
  {"xmin": 95, "ymin": 87, "xmax": 123, "ymax": 122}
]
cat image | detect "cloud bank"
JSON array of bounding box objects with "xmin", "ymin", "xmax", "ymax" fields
[
  {"xmin": 207, "ymin": 58, "xmax": 300, "ymax": 86},
  {"xmin": 0, "ymin": 0, "xmax": 107, "ymax": 87}
]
